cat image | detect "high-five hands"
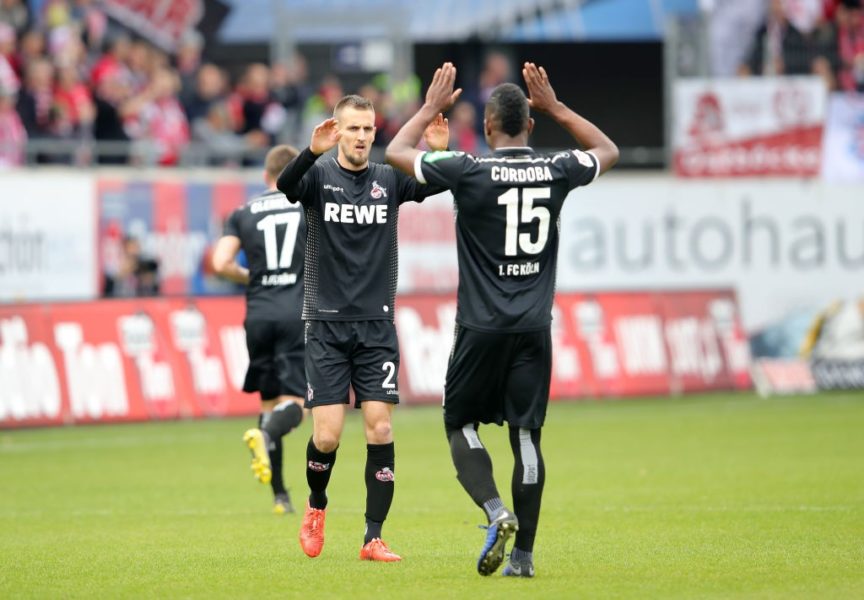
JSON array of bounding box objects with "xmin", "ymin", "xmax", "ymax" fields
[
  {"xmin": 310, "ymin": 118, "xmax": 341, "ymax": 155},
  {"xmin": 423, "ymin": 113, "xmax": 450, "ymax": 152},
  {"xmin": 522, "ymin": 62, "xmax": 559, "ymax": 114},
  {"xmin": 425, "ymin": 62, "xmax": 462, "ymax": 113}
]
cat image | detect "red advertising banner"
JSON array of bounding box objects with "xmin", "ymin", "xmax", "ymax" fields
[
  {"xmin": 101, "ymin": 0, "xmax": 204, "ymax": 52},
  {"xmin": 0, "ymin": 298, "xmax": 256, "ymax": 428},
  {"xmin": 751, "ymin": 358, "xmax": 817, "ymax": 396},
  {"xmin": 673, "ymin": 77, "xmax": 827, "ymax": 177},
  {"xmin": 0, "ymin": 290, "xmax": 751, "ymax": 429},
  {"xmin": 395, "ymin": 289, "xmax": 752, "ymax": 403},
  {"xmin": 0, "ymin": 305, "xmax": 60, "ymax": 427}
]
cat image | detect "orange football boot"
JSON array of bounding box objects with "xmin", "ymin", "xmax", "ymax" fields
[
  {"xmin": 359, "ymin": 538, "xmax": 402, "ymax": 562},
  {"xmin": 299, "ymin": 502, "xmax": 326, "ymax": 557}
]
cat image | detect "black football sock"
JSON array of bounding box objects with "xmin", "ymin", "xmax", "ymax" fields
[
  {"xmin": 305, "ymin": 437, "xmax": 337, "ymax": 509},
  {"xmin": 364, "ymin": 442, "xmax": 395, "ymax": 544},
  {"xmin": 365, "ymin": 519, "xmax": 383, "ymax": 544},
  {"xmin": 510, "ymin": 547, "xmax": 533, "ymax": 565},
  {"xmin": 509, "ymin": 426, "xmax": 545, "ymax": 553},
  {"xmin": 257, "ymin": 411, "xmax": 271, "ymax": 430},
  {"xmin": 482, "ymin": 498, "xmax": 505, "ymax": 522},
  {"xmin": 447, "ymin": 424, "xmax": 502, "ymax": 521},
  {"xmin": 269, "ymin": 435, "xmax": 286, "ymax": 496},
  {"xmin": 263, "ymin": 402, "xmax": 303, "ymax": 440}
]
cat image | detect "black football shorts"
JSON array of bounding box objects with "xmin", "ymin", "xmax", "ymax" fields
[
  {"xmin": 304, "ymin": 320, "xmax": 400, "ymax": 408},
  {"xmin": 443, "ymin": 325, "xmax": 552, "ymax": 429},
  {"xmin": 243, "ymin": 316, "xmax": 305, "ymax": 400}
]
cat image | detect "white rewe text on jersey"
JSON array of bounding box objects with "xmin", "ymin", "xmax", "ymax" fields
[{"xmin": 323, "ymin": 202, "xmax": 388, "ymax": 224}]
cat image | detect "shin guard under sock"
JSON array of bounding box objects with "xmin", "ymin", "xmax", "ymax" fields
[
  {"xmin": 364, "ymin": 442, "xmax": 395, "ymax": 543},
  {"xmin": 305, "ymin": 437, "xmax": 337, "ymax": 509},
  {"xmin": 269, "ymin": 435, "xmax": 285, "ymax": 496},
  {"xmin": 509, "ymin": 426, "xmax": 545, "ymax": 552},
  {"xmin": 264, "ymin": 402, "xmax": 303, "ymax": 440},
  {"xmin": 446, "ymin": 424, "xmax": 502, "ymax": 514}
]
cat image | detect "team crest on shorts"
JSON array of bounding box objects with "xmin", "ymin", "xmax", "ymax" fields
[
  {"xmin": 370, "ymin": 180, "xmax": 388, "ymax": 199},
  {"xmin": 375, "ymin": 467, "xmax": 395, "ymax": 482}
]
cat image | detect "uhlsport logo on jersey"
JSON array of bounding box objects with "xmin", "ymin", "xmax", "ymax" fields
[
  {"xmin": 375, "ymin": 467, "xmax": 395, "ymax": 482},
  {"xmin": 370, "ymin": 180, "xmax": 388, "ymax": 199},
  {"xmin": 308, "ymin": 461, "xmax": 331, "ymax": 472}
]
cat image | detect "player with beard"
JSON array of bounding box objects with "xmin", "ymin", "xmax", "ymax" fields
[{"xmin": 276, "ymin": 94, "xmax": 449, "ymax": 562}]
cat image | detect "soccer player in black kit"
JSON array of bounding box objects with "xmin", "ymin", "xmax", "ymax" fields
[
  {"xmin": 211, "ymin": 145, "xmax": 307, "ymax": 514},
  {"xmin": 275, "ymin": 95, "xmax": 449, "ymax": 562},
  {"xmin": 386, "ymin": 62, "xmax": 619, "ymax": 577}
]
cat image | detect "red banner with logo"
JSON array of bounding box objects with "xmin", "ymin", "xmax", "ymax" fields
[
  {"xmin": 101, "ymin": 0, "xmax": 204, "ymax": 52},
  {"xmin": 0, "ymin": 298, "xmax": 255, "ymax": 428},
  {"xmin": 395, "ymin": 290, "xmax": 752, "ymax": 403},
  {"xmin": 673, "ymin": 77, "xmax": 827, "ymax": 177},
  {"xmin": 0, "ymin": 290, "xmax": 751, "ymax": 429}
]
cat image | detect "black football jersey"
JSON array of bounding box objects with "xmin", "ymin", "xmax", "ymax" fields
[
  {"xmin": 223, "ymin": 189, "xmax": 305, "ymax": 321},
  {"xmin": 415, "ymin": 146, "xmax": 599, "ymax": 332},
  {"xmin": 277, "ymin": 148, "xmax": 441, "ymax": 321}
]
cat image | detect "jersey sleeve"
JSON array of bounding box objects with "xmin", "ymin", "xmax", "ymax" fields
[
  {"xmin": 222, "ymin": 208, "xmax": 242, "ymax": 238},
  {"xmin": 394, "ymin": 166, "xmax": 448, "ymax": 205},
  {"xmin": 414, "ymin": 150, "xmax": 473, "ymax": 190},
  {"xmin": 556, "ymin": 149, "xmax": 601, "ymax": 189},
  {"xmin": 276, "ymin": 147, "xmax": 320, "ymax": 207}
]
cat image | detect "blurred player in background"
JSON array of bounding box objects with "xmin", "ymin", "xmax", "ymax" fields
[
  {"xmin": 275, "ymin": 95, "xmax": 448, "ymax": 562},
  {"xmin": 386, "ymin": 62, "xmax": 618, "ymax": 577},
  {"xmin": 211, "ymin": 144, "xmax": 307, "ymax": 514}
]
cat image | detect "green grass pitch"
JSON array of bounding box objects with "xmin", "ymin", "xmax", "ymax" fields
[{"xmin": 1, "ymin": 392, "xmax": 862, "ymax": 599}]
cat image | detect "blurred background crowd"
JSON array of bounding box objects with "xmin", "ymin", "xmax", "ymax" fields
[
  {"xmin": 0, "ymin": 0, "xmax": 495, "ymax": 166},
  {"xmin": 0, "ymin": 0, "xmax": 861, "ymax": 168}
]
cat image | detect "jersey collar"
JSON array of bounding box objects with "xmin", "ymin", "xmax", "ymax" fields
[
  {"xmin": 492, "ymin": 146, "xmax": 534, "ymax": 157},
  {"xmin": 332, "ymin": 156, "xmax": 369, "ymax": 177}
]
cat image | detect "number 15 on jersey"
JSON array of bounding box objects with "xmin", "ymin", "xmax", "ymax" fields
[{"xmin": 498, "ymin": 187, "xmax": 551, "ymax": 256}]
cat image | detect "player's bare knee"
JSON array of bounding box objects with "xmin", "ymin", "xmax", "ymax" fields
[
  {"xmin": 313, "ymin": 431, "xmax": 340, "ymax": 453},
  {"xmin": 366, "ymin": 420, "xmax": 392, "ymax": 444}
]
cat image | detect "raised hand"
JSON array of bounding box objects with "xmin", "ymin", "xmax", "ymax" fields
[
  {"xmin": 522, "ymin": 62, "xmax": 558, "ymax": 114},
  {"xmin": 310, "ymin": 118, "xmax": 341, "ymax": 155},
  {"xmin": 423, "ymin": 113, "xmax": 450, "ymax": 151},
  {"xmin": 425, "ymin": 62, "xmax": 462, "ymax": 113}
]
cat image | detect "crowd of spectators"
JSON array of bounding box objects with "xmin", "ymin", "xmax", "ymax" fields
[
  {"xmin": 737, "ymin": 0, "xmax": 864, "ymax": 91},
  {"xmin": 5, "ymin": 0, "xmax": 860, "ymax": 168},
  {"xmin": 0, "ymin": 0, "xmax": 438, "ymax": 168}
]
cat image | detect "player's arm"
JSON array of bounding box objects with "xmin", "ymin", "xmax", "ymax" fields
[
  {"xmin": 211, "ymin": 235, "xmax": 249, "ymax": 285},
  {"xmin": 522, "ymin": 62, "xmax": 619, "ymax": 176},
  {"xmin": 275, "ymin": 118, "xmax": 340, "ymax": 199},
  {"xmin": 385, "ymin": 62, "xmax": 462, "ymax": 176}
]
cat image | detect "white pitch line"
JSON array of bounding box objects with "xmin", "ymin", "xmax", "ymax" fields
[
  {"xmin": 0, "ymin": 431, "xmax": 221, "ymax": 454},
  {"xmin": 593, "ymin": 504, "xmax": 861, "ymax": 513}
]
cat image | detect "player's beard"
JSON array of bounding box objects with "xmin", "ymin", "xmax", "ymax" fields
[{"xmin": 344, "ymin": 149, "xmax": 369, "ymax": 168}]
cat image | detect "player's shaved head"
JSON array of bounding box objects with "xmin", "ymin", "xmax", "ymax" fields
[
  {"xmin": 485, "ymin": 83, "xmax": 529, "ymax": 137},
  {"xmin": 264, "ymin": 144, "xmax": 300, "ymax": 181},
  {"xmin": 334, "ymin": 94, "xmax": 374, "ymax": 119}
]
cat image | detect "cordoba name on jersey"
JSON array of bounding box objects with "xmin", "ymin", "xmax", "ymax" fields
[
  {"xmin": 499, "ymin": 260, "xmax": 540, "ymax": 276},
  {"xmin": 490, "ymin": 165, "xmax": 553, "ymax": 183}
]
